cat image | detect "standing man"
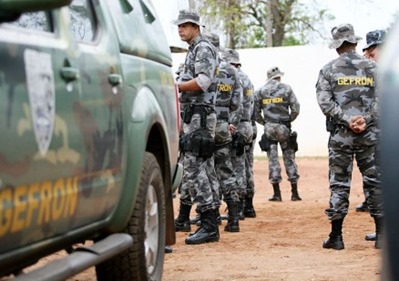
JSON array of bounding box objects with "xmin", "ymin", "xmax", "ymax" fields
[
  {"xmin": 223, "ymin": 49, "xmax": 254, "ymax": 218},
  {"xmin": 172, "ymin": 10, "xmax": 220, "ymax": 245},
  {"xmin": 255, "ymin": 66, "xmax": 301, "ymax": 202},
  {"xmin": 316, "ymin": 23, "xmax": 383, "ymax": 250},
  {"xmin": 205, "ymin": 34, "xmax": 243, "ymax": 232},
  {"xmin": 356, "ymin": 29, "xmax": 386, "ymax": 214}
]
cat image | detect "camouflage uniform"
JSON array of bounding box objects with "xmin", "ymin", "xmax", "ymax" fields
[
  {"xmin": 173, "ymin": 10, "xmax": 220, "ymax": 245},
  {"xmin": 222, "ymin": 49, "xmax": 254, "ymax": 217},
  {"xmin": 317, "ymin": 23, "xmax": 383, "ymax": 250},
  {"xmin": 255, "ymin": 66, "xmax": 301, "ymax": 201}
]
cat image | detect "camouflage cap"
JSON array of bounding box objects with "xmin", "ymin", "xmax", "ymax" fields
[
  {"xmin": 362, "ymin": 29, "xmax": 386, "ymax": 51},
  {"xmin": 205, "ymin": 32, "xmax": 220, "ymax": 48},
  {"xmin": 172, "ymin": 9, "xmax": 203, "ymax": 27},
  {"xmin": 328, "ymin": 23, "xmax": 362, "ymax": 49},
  {"xmin": 222, "ymin": 48, "xmax": 241, "ymax": 65},
  {"xmin": 267, "ymin": 66, "xmax": 284, "ymax": 80}
]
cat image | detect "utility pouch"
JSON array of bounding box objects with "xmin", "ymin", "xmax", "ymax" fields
[
  {"xmin": 183, "ymin": 105, "xmax": 193, "ymax": 124},
  {"xmin": 189, "ymin": 128, "xmax": 215, "ymax": 158},
  {"xmin": 326, "ymin": 117, "xmax": 336, "ymax": 133},
  {"xmin": 232, "ymin": 133, "xmax": 246, "ymax": 156},
  {"xmin": 258, "ymin": 133, "xmax": 271, "ymax": 152},
  {"xmin": 289, "ymin": 131, "xmax": 298, "ymax": 152}
]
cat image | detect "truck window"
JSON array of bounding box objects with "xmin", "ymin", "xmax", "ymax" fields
[
  {"xmin": 9, "ymin": 12, "xmax": 52, "ymax": 32},
  {"xmin": 69, "ymin": 0, "xmax": 96, "ymax": 42}
]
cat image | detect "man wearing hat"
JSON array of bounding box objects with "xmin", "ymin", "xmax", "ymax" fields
[
  {"xmin": 355, "ymin": 29, "xmax": 386, "ymax": 215},
  {"xmin": 254, "ymin": 66, "xmax": 301, "ymax": 202},
  {"xmin": 223, "ymin": 49, "xmax": 255, "ymax": 219},
  {"xmin": 172, "ymin": 10, "xmax": 221, "ymax": 245},
  {"xmin": 316, "ymin": 23, "xmax": 384, "ymax": 250}
]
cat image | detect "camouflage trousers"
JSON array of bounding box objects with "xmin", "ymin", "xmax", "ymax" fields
[
  {"xmin": 267, "ymin": 144, "xmax": 299, "ymax": 184},
  {"xmin": 214, "ymin": 120, "xmax": 239, "ymax": 203},
  {"xmin": 264, "ymin": 123, "xmax": 299, "ymax": 184},
  {"xmin": 326, "ymin": 140, "xmax": 383, "ymax": 221},
  {"xmin": 245, "ymin": 140, "xmax": 255, "ymax": 197},
  {"xmin": 232, "ymin": 121, "xmax": 253, "ymax": 197},
  {"xmin": 179, "ymin": 111, "xmax": 220, "ymax": 213}
]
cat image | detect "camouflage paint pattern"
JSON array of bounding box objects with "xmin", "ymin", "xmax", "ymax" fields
[
  {"xmin": 316, "ymin": 49, "xmax": 383, "ymax": 220},
  {"xmin": 0, "ymin": 0, "xmax": 180, "ymax": 270}
]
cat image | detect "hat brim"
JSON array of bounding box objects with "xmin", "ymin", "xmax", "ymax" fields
[
  {"xmin": 172, "ymin": 19, "xmax": 204, "ymax": 27},
  {"xmin": 268, "ymin": 72, "xmax": 284, "ymax": 80},
  {"xmin": 329, "ymin": 35, "xmax": 362, "ymax": 49},
  {"xmin": 362, "ymin": 41, "xmax": 383, "ymax": 52}
]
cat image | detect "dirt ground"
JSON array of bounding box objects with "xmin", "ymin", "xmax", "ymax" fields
[
  {"xmin": 162, "ymin": 157, "xmax": 382, "ymax": 281},
  {"xmin": 8, "ymin": 158, "xmax": 381, "ymax": 281}
]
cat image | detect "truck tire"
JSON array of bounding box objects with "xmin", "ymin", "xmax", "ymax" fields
[{"xmin": 96, "ymin": 152, "xmax": 166, "ymax": 281}]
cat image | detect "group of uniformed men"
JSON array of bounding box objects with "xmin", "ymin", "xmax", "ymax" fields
[{"xmin": 172, "ymin": 9, "xmax": 384, "ymax": 250}]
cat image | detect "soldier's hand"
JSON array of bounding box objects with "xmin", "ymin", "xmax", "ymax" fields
[
  {"xmin": 228, "ymin": 124, "xmax": 236, "ymax": 134},
  {"xmin": 349, "ymin": 115, "xmax": 366, "ymax": 133}
]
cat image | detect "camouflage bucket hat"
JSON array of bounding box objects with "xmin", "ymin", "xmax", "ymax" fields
[
  {"xmin": 205, "ymin": 32, "xmax": 220, "ymax": 48},
  {"xmin": 362, "ymin": 29, "xmax": 386, "ymax": 51},
  {"xmin": 328, "ymin": 23, "xmax": 362, "ymax": 49},
  {"xmin": 267, "ymin": 66, "xmax": 284, "ymax": 80},
  {"xmin": 222, "ymin": 48, "xmax": 241, "ymax": 65},
  {"xmin": 172, "ymin": 9, "xmax": 203, "ymax": 27}
]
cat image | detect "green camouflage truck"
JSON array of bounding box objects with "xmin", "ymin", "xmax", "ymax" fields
[{"xmin": 0, "ymin": 0, "xmax": 182, "ymax": 280}]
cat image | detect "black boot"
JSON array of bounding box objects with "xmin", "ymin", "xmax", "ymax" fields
[
  {"xmin": 174, "ymin": 204, "xmax": 191, "ymax": 232},
  {"xmin": 323, "ymin": 219, "xmax": 345, "ymax": 250},
  {"xmin": 244, "ymin": 196, "xmax": 256, "ymax": 218},
  {"xmin": 224, "ymin": 202, "xmax": 240, "ymax": 232},
  {"xmin": 291, "ymin": 183, "xmax": 302, "ymax": 201},
  {"xmin": 238, "ymin": 198, "xmax": 245, "ymax": 220},
  {"xmin": 356, "ymin": 201, "xmax": 368, "ymax": 212},
  {"xmin": 269, "ymin": 183, "xmax": 282, "ymax": 201},
  {"xmin": 190, "ymin": 213, "xmax": 201, "ymax": 225},
  {"xmin": 374, "ymin": 217, "xmax": 383, "ymax": 249},
  {"xmin": 185, "ymin": 209, "xmax": 220, "ymax": 244}
]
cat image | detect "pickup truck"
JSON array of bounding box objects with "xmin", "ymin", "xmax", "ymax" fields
[{"xmin": 0, "ymin": 0, "xmax": 182, "ymax": 280}]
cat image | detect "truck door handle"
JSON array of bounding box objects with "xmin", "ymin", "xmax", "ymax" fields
[
  {"xmin": 60, "ymin": 67, "xmax": 80, "ymax": 82},
  {"xmin": 108, "ymin": 74, "xmax": 122, "ymax": 86}
]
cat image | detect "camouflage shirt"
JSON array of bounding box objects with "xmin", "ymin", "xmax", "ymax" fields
[
  {"xmin": 236, "ymin": 68, "xmax": 254, "ymax": 122},
  {"xmin": 179, "ymin": 34, "xmax": 218, "ymax": 106},
  {"xmin": 316, "ymin": 50, "xmax": 378, "ymax": 126},
  {"xmin": 255, "ymin": 79, "xmax": 300, "ymax": 125},
  {"xmin": 215, "ymin": 60, "xmax": 242, "ymax": 124}
]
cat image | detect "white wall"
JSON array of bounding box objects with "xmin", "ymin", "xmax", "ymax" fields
[{"xmin": 172, "ymin": 45, "xmax": 357, "ymax": 157}]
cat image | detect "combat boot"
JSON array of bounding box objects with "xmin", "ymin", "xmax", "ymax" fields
[
  {"xmin": 174, "ymin": 204, "xmax": 191, "ymax": 232},
  {"xmin": 291, "ymin": 183, "xmax": 302, "ymax": 201},
  {"xmin": 185, "ymin": 209, "xmax": 220, "ymax": 244},
  {"xmin": 244, "ymin": 196, "xmax": 256, "ymax": 218},
  {"xmin": 190, "ymin": 213, "xmax": 201, "ymax": 225},
  {"xmin": 374, "ymin": 217, "xmax": 383, "ymax": 249},
  {"xmin": 224, "ymin": 201, "xmax": 240, "ymax": 232},
  {"xmin": 322, "ymin": 219, "xmax": 345, "ymax": 250},
  {"xmin": 269, "ymin": 183, "xmax": 282, "ymax": 201}
]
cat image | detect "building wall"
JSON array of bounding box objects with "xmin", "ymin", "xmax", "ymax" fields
[{"xmin": 172, "ymin": 45, "xmax": 357, "ymax": 157}]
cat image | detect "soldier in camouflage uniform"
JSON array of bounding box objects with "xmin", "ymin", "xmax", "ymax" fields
[
  {"xmin": 241, "ymin": 91, "xmax": 258, "ymax": 218},
  {"xmin": 316, "ymin": 23, "xmax": 383, "ymax": 250},
  {"xmin": 223, "ymin": 49, "xmax": 254, "ymax": 219},
  {"xmin": 201, "ymin": 34, "xmax": 243, "ymax": 232},
  {"xmin": 172, "ymin": 10, "xmax": 221, "ymax": 245},
  {"xmin": 356, "ymin": 29, "xmax": 386, "ymax": 214},
  {"xmin": 255, "ymin": 66, "xmax": 301, "ymax": 202}
]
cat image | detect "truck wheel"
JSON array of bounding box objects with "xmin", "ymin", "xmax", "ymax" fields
[{"xmin": 96, "ymin": 152, "xmax": 166, "ymax": 281}]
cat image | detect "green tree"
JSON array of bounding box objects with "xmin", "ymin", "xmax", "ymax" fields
[{"xmin": 198, "ymin": 0, "xmax": 333, "ymax": 48}]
